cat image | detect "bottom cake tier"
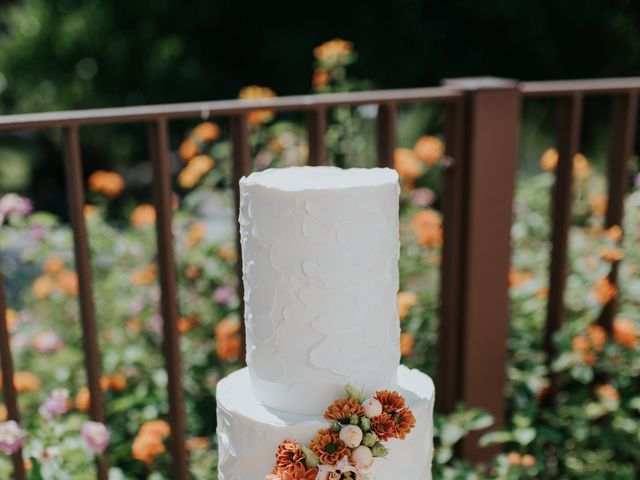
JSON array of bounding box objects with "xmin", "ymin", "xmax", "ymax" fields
[{"xmin": 216, "ymin": 365, "xmax": 435, "ymax": 480}]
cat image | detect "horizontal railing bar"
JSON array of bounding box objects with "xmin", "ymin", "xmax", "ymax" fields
[
  {"xmin": 522, "ymin": 77, "xmax": 640, "ymax": 96},
  {"xmin": 0, "ymin": 87, "xmax": 462, "ymax": 132}
]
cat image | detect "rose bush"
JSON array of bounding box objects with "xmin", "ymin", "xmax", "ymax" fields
[{"xmin": 1, "ymin": 39, "xmax": 639, "ymax": 478}]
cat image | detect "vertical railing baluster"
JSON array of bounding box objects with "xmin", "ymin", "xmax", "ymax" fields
[
  {"xmin": 230, "ymin": 113, "xmax": 252, "ymax": 365},
  {"xmin": 61, "ymin": 124, "xmax": 109, "ymax": 480},
  {"xmin": 376, "ymin": 103, "xmax": 397, "ymax": 168},
  {"xmin": 599, "ymin": 92, "xmax": 638, "ymax": 331},
  {"xmin": 0, "ymin": 260, "xmax": 26, "ymax": 480},
  {"xmin": 147, "ymin": 118, "xmax": 188, "ymax": 480},
  {"xmin": 437, "ymin": 98, "xmax": 467, "ymax": 415},
  {"xmin": 543, "ymin": 94, "xmax": 583, "ymax": 405},
  {"xmin": 307, "ymin": 107, "xmax": 327, "ymax": 166}
]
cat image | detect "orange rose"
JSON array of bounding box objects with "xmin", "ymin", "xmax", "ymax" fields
[
  {"xmin": 43, "ymin": 256, "xmax": 65, "ymax": 275},
  {"xmin": 215, "ymin": 317, "xmax": 241, "ymax": 339},
  {"xmin": 179, "ymin": 138, "xmax": 199, "ymax": 162},
  {"xmin": 186, "ymin": 437, "xmax": 210, "ymax": 451},
  {"xmin": 613, "ymin": 318, "xmax": 637, "ymax": 348},
  {"xmin": 411, "ymin": 209, "xmax": 443, "ymax": 248},
  {"xmin": 312, "ymin": 68, "xmax": 330, "ymax": 88},
  {"xmin": 184, "ymin": 265, "xmax": 201, "ymax": 280},
  {"xmin": 32, "ymin": 275, "xmax": 54, "ymax": 300},
  {"xmin": 178, "ymin": 315, "xmax": 198, "ymax": 334},
  {"xmin": 131, "ymin": 204, "xmax": 156, "ymax": 228},
  {"xmin": 239, "ymin": 85, "xmax": 277, "ymax": 125},
  {"xmin": 87, "ymin": 170, "xmax": 125, "ymax": 198},
  {"xmin": 604, "ymin": 225, "xmax": 623, "ymax": 242},
  {"xmin": 193, "ymin": 122, "xmax": 221, "ymax": 142},
  {"xmin": 393, "ymin": 148, "xmax": 421, "ymax": 184},
  {"xmin": 600, "ymin": 247, "xmax": 624, "ymax": 262},
  {"xmin": 586, "ymin": 324, "xmax": 607, "ymax": 352},
  {"xmin": 413, "ymin": 136, "xmax": 444, "ymax": 166},
  {"xmin": 509, "ymin": 269, "xmax": 534, "ymax": 288},
  {"xmin": 139, "ymin": 420, "xmax": 170, "ymax": 438},
  {"xmin": 131, "ymin": 264, "xmax": 157, "ymax": 286},
  {"xmin": 540, "ymin": 148, "xmax": 558, "ymax": 172},
  {"xmin": 217, "ymin": 246, "xmax": 237, "ymax": 262},
  {"xmin": 75, "ymin": 387, "xmax": 90, "ymax": 412},
  {"xmin": 57, "ymin": 270, "xmax": 78, "ymax": 295},
  {"xmin": 13, "ymin": 371, "xmax": 40, "ymax": 393},
  {"xmin": 132, "ymin": 433, "xmax": 166, "ymax": 465},
  {"xmin": 4, "ymin": 309, "xmax": 17, "ymax": 332},
  {"xmin": 178, "ymin": 155, "xmax": 215, "ymax": 189},
  {"xmin": 397, "ymin": 291, "xmax": 418, "ymax": 320},
  {"xmin": 216, "ymin": 335, "xmax": 242, "ymax": 362},
  {"xmin": 400, "ymin": 332, "xmax": 415, "ymax": 356},
  {"xmin": 596, "ymin": 384, "xmax": 619, "ymax": 401},
  {"xmin": 313, "ymin": 39, "xmax": 353, "ymax": 64},
  {"xmin": 186, "ymin": 222, "xmax": 207, "ymax": 248},
  {"xmin": 590, "ymin": 277, "xmax": 617, "ymax": 304}
]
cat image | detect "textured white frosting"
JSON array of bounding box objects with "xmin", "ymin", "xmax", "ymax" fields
[
  {"xmin": 239, "ymin": 167, "xmax": 402, "ymax": 414},
  {"xmin": 216, "ymin": 366, "xmax": 434, "ymax": 480}
]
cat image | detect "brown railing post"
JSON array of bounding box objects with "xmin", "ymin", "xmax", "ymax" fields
[
  {"xmin": 61, "ymin": 125, "xmax": 109, "ymax": 479},
  {"xmin": 147, "ymin": 119, "xmax": 188, "ymax": 480},
  {"xmin": 543, "ymin": 94, "xmax": 583, "ymax": 405},
  {"xmin": 442, "ymin": 78, "xmax": 521, "ymax": 461},
  {"xmin": 230, "ymin": 113, "xmax": 252, "ymax": 365},
  {"xmin": 0, "ymin": 260, "xmax": 26, "ymax": 480},
  {"xmin": 599, "ymin": 92, "xmax": 638, "ymax": 331},
  {"xmin": 307, "ymin": 107, "xmax": 327, "ymax": 166},
  {"xmin": 376, "ymin": 103, "xmax": 397, "ymax": 168},
  {"xmin": 437, "ymin": 97, "xmax": 467, "ymax": 415}
]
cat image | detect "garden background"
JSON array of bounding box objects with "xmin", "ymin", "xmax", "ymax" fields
[{"xmin": 1, "ymin": 0, "xmax": 640, "ymax": 478}]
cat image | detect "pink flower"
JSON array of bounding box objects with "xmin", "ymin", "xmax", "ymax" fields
[
  {"xmin": 213, "ymin": 286, "xmax": 235, "ymax": 305},
  {"xmin": 80, "ymin": 421, "xmax": 110, "ymax": 454},
  {"xmin": 0, "ymin": 194, "xmax": 32, "ymax": 223},
  {"xmin": 0, "ymin": 421, "xmax": 27, "ymax": 455},
  {"xmin": 33, "ymin": 331, "xmax": 64, "ymax": 353},
  {"xmin": 39, "ymin": 389, "xmax": 69, "ymax": 421},
  {"xmin": 30, "ymin": 224, "xmax": 49, "ymax": 242},
  {"xmin": 410, "ymin": 188, "xmax": 435, "ymax": 208}
]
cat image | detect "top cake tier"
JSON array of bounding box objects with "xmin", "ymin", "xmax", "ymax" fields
[{"xmin": 238, "ymin": 166, "xmax": 401, "ymax": 414}]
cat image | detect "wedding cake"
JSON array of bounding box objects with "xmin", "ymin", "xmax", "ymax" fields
[{"xmin": 216, "ymin": 166, "xmax": 434, "ymax": 479}]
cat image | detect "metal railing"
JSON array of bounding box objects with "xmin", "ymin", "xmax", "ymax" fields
[{"xmin": 0, "ymin": 76, "xmax": 638, "ymax": 477}]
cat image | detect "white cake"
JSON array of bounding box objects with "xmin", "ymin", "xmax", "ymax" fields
[{"xmin": 216, "ymin": 166, "xmax": 434, "ymax": 480}]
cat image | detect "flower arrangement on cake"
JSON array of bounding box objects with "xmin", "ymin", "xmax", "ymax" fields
[{"xmin": 266, "ymin": 386, "xmax": 415, "ymax": 480}]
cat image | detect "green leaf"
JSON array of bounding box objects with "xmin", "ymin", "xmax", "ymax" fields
[
  {"xmin": 439, "ymin": 423, "xmax": 465, "ymax": 446},
  {"xmin": 513, "ymin": 427, "xmax": 536, "ymax": 445},
  {"xmin": 479, "ymin": 430, "xmax": 513, "ymax": 447},
  {"xmin": 435, "ymin": 446, "xmax": 453, "ymax": 464},
  {"xmin": 470, "ymin": 413, "xmax": 494, "ymax": 431}
]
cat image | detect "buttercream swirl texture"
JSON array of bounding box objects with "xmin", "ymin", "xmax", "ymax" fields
[{"xmin": 239, "ymin": 167, "xmax": 402, "ymax": 414}]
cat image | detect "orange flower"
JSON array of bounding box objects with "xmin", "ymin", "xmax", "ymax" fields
[
  {"xmin": 323, "ymin": 397, "xmax": 365, "ymax": 423},
  {"xmin": 83, "ymin": 205, "xmax": 97, "ymax": 219},
  {"xmin": 393, "ymin": 148, "xmax": 421, "ymax": 184},
  {"xmin": 4, "ymin": 309, "xmax": 17, "ymax": 331},
  {"xmin": 127, "ymin": 318, "xmax": 143, "ymax": 334},
  {"xmin": 140, "ymin": 419, "xmax": 171, "ymax": 438},
  {"xmin": 540, "ymin": 148, "xmax": 558, "ymax": 172},
  {"xmin": 277, "ymin": 468, "xmax": 318, "ymax": 480},
  {"xmin": 309, "ymin": 428, "xmax": 348, "ymax": 466},
  {"xmin": 400, "ymin": 332, "xmax": 415, "ymax": 357},
  {"xmin": 586, "ymin": 324, "xmax": 607, "ymax": 352},
  {"xmin": 131, "ymin": 264, "xmax": 157, "ymax": 286},
  {"xmin": 178, "ymin": 315, "xmax": 198, "ymax": 334},
  {"xmin": 193, "ymin": 122, "xmax": 221, "ymax": 142},
  {"xmin": 0, "ymin": 404, "xmax": 7, "ymax": 422},
  {"xmin": 371, "ymin": 412, "xmax": 397, "ymax": 441},
  {"xmin": 589, "ymin": 194, "xmax": 607, "ymax": 217},
  {"xmin": 178, "ymin": 155, "xmax": 215, "ymax": 189},
  {"xmin": 375, "ymin": 390, "xmax": 407, "ymax": 414},
  {"xmin": 57, "ymin": 270, "xmax": 78, "ymax": 295},
  {"xmin": 596, "ymin": 384, "xmax": 619, "ymax": 401},
  {"xmin": 520, "ymin": 454, "xmax": 536, "ymax": 468},
  {"xmin": 186, "ymin": 222, "xmax": 207, "ymax": 248},
  {"xmin": 583, "ymin": 352, "xmax": 597, "ymax": 365},
  {"xmin": 536, "ymin": 287, "xmax": 549, "ymax": 299},
  {"xmin": 275, "ymin": 439, "xmax": 306, "ymax": 473},
  {"xmin": 179, "ymin": 138, "xmax": 199, "ymax": 161},
  {"xmin": 184, "ymin": 265, "xmax": 202, "ymax": 280},
  {"xmin": 43, "ymin": 256, "xmax": 65, "ymax": 275},
  {"xmin": 87, "ymin": 170, "xmax": 125, "ymax": 198},
  {"xmin": 216, "ymin": 335, "xmax": 242, "ymax": 363},
  {"xmin": 573, "ymin": 153, "xmax": 591, "ymax": 179},
  {"xmin": 571, "ymin": 335, "xmax": 589, "ymax": 353},
  {"xmin": 132, "ymin": 433, "xmax": 166, "ymax": 465},
  {"xmin": 215, "ymin": 317, "xmax": 241, "ymax": 339},
  {"xmin": 604, "ymin": 225, "xmax": 623, "ymax": 242},
  {"xmin": 413, "ymin": 136, "xmax": 444, "ymax": 166},
  {"xmin": 613, "ymin": 318, "xmax": 637, "ymax": 348},
  {"xmin": 509, "ymin": 269, "xmax": 534, "ymax": 288},
  {"xmin": 186, "ymin": 437, "xmax": 210, "ymax": 452},
  {"xmin": 600, "ymin": 247, "xmax": 624, "ymax": 262},
  {"xmin": 75, "ymin": 387, "xmax": 90, "ymax": 412},
  {"xmin": 131, "ymin": 204, "xmax": 156, "ymax": 228},
  {"xmin": 591, "ymin": 277, "xmax": 617, "ymax": 304},
  {"xmin": 32, "ymin": 275, "xmax": 54, "ymax": 300},
  {"xmin": 13, "ymin": 371, "xmax": 40, "ymax": 393},
  {"xmin": 100, "ymin": 374, "xmax": 127, "ymax": 391},
  {"xmin": 239, "ymin": 85, "xmax": 277, "ymax": 125},
  {"xmin": 392, "ymin": 408, "xmax": 416, "ymax": 439},
  {"xmin": 397, "ymin": 291, "xmax": 418, "ymax": 320},
  {"xmin": 411, "ymin": 209, "xmax": 443, "ymax": 248},
  {"xmin": 312, "ymin": 68, "xmax": 330, "ymax": 88},
  {"xmin": 217, "ymin": 246, "xmax": 237, "ymax": 262},
  {"xmin": 313, "ymin": 39, "xmax": 353, "ymax": 64}
]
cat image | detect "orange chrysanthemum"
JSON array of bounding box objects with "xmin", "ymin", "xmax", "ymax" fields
[
  {"xmin": 278, "ymin": 467, "xmax": 318, "ymax": 480},
  {"xmin": 309, "ymin": 429, "xmax": 348, "ymax": 466},
  {"xmin": 375, "ymin": 390, "xmax": 407, "ymax": 414},
  {"xmin": 371, "ymin": 412, "xmax": 397, "ymax": 441},
  {"xmin": 132, "ymin": 433, "xmax": 165, "ymax": 465},
  {"xmin": 392, "ymin": 408, "xmax": 416, "ymax": 439},
  {"xmin": 139, "ymin": 420, "xmax": 170, "ymax": 438},
  {"xmin": 275, "ymin": 439, "xmax": 306, "ymax": 472},
  {"xmin": 87, "ymin": 170, "xmax": 125, "ymax": 198},
  {"xmin": 323, "ymin": 397, "xmax": 365, "ymax": 423},
  {"xmin": 613, "ymin": 318, "xmax": 637, "ymax": 348}
]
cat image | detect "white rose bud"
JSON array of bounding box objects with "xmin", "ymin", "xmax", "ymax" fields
[
  {"xmin": 350, "ymin": 445, "xmax": 374, "ymax": 471},
  {"xmin": 363, "ymin": 398, "xmax": 383, "ymax": 418},
  {"xmin": 339, "ymin": 424, "xmax": 363, "ymax": 448}
]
